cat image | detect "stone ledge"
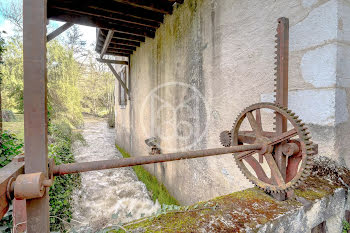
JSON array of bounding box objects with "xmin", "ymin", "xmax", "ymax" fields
[{"xmin": 119, "ymin": 157, "xmax": 350, "ymax": 232}]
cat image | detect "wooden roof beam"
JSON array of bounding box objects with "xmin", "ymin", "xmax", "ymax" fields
[
  {"xmin": 48, "ymin": 0, "xmax": 165, "ymax": 23},
  {"xmin": 49, "ymin": 5, "xmax": 160, "ymax": 29},
  {"xmin": 49, "ymin": 8, "xmax": 156, "ymax": 33},
  {"xmin": 100, "ymin": 30, "xmax": 145, "ymax": 42},
  {"xmin": 106, "ymin": 62, "xmax": 130, "ymax": 95},
  {"xmin": 104, "ymin": 52, "xmax": 130, "ymax": 57},
  {"xmin": 106, "ymin": 48, "xmax": 133, "ymax": 55},
  {"xmin": 100, "ymin": 30, "xmax": 114, "ymax": 58},
  {"xmin": 88, "ymin": 5, "xmax": 163, "ymax": 23},
  {"xmin": 96, "ymin": 44, "xmax": 136, "ymax": 52},
  {"xmin": 97, "ymin": 37, "xmax": 140, "ymax": 47},
  {"xmin": 47, "ymin": 22, "xmax": 73, "ymax": 42},
  {"xmin": 167, "ymin": 0, "xmax": 184, "ymax": 3},
  {"xmin": 111, "ymin": 0, "xmax": 173, "ymax": 14},
  {"xmin": 48, "ymin": 12, "xmax": 156, "ymax": 38},
  {"xmin": 96, "ymin": 58, "xmax": 129, "ymax": 65}
]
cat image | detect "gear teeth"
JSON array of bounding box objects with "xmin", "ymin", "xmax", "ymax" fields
[
  {"xmin": 233, "ymin": 102, "xmax": 314, "ymax": 194},
  {"xmin": 220, "ymin": 130, "xmax": 232, "ymax": 147}
]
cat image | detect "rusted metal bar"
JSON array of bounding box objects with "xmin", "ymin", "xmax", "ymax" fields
[
  {"xmin": 53, "ymin": 144, "xmax": 262, "ymax": 175},
  {"xmin": 13, "ymin": 199, "xmax": 26, "ymax": 233},
  {"xmin": 47, "ymin": 22, "xmax": 73, "ymax": 42},
  {"xmin": 273, "ymin": 17, "xmax": 289, "ymax": 201},
  {"xmin": 0, "ymin": 159, "xmax": 24, "ymax": 219},
  {"xmin": 23, "ymin": 0, "xmax": 50, "ymax": 231}
]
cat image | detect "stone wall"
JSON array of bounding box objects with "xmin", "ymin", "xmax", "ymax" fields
[{"xmin": 115, "ymin": 0, "xmax": 350, "ymax": 205}]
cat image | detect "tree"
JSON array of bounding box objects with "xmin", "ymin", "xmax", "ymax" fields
[
  {"xmin": 47, "ymin": 40, "xmax": 83, "ymax": 126},
  {"xmin": 0, "ymin": 36, "xmax": 23, "ymax": 112},
  {"xmin": 0, "ymin": 0, "xmax": 23, "ymax": 32},
  {"xmin": 78, "ymin": 51, "xmax": 115, "ymax": 116},
  {"xmin": 66, "ymin": 25, "xmax": 87, "ymax": 59},
  {"xmin": 0, "ymin": 31, "xmax": 6, "ymax": 132}
]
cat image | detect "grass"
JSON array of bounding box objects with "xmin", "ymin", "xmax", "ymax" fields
[
  {"xmin": 116, "ymin": 145, "xmax": 179, "ymax": 206},
  {"xmin": 3, "ymin": 114, "xmax": 24, "ymax": 140}
]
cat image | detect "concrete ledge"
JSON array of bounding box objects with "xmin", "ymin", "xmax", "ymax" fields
[{"xmin": 120, "ymin": 157, "xmax": 350, "ymax": 232}]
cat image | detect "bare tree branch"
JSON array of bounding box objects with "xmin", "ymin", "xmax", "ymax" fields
[{"xmin": 0, "ymin": 0, "xmax": 23, "ymax": 32}]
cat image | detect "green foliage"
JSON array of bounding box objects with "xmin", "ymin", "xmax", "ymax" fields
[
  {"xmin": 79, "ymin": 52, "xmax": 115, "ymax": 116},
  {"xmin": 1, "ymin": 37, "xmax": 84, "ymax": 127},
  {"xmin": 0, "ymin": 32, "xmax": 5, "ymax": 57},
  {"xmin": 0, "ymin": 37, "xmax": 23, "ymax": 112},
  {"xmin": 0, "ymin": 207, "xmax": 12, "ymax": 233},
  {"xmin": 343, "ymin": 219, "xmax": 350, "ymax": 233},
  {"xmin": 48, "ymin": 121, "xmax": 82, "ymax": 232},
  {"xmin": 2, "ymin": 109, "xmax": 16, "ymax": 122},
  {"xmin": 0, "ymin": 130, "xmax": 23, "ymax": 167},
  {"xmin": 3, "ymin": 114, "xmax": 24, "ymax": 140},
  {"xmin": 0, "ymin": 130, "xmax": 22, "ymax": 233},
  {"xmin": 116, "ymin": 145, "xmax": 179, "ymax": 206},
  {"xmin": 47, "ymin": 41, "xmax": 83, "ymax": 127}
]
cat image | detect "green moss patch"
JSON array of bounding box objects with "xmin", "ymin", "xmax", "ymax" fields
[
  {"xmin": 112, "ymin": 172, "xmax": 344, "ymax": 233},
  {"xmin": 114, "ymin": 188, "xmax": 301, "ymax": 232},
  {"xmin": 116, "ymin": 145, "xmax": 179, "ymax": 206}
]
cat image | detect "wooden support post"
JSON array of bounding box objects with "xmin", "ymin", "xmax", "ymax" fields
[
  {"xmin": 100, "ymin": 30, "xmax": 114, "ymax": 58},
  {"xmin": 47, "ymin": 22, "xmax": 73, "ymax": 42},
  {"xmin": 106, "ymin": 62, "xmax": 130, "ymax": 96},
  {"xmin": 23, "ymin": 0, "xmax": 50, "ymax": 232}
]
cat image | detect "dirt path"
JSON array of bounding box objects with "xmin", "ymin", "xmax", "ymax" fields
[{"xmin": 70, "ymin": 117, "xmax": 159, "ymax": 232}]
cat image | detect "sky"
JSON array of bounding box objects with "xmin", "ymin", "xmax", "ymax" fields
[{"xmin": 0, "ymin": 0, "xmax": 97, "ymax": 50}]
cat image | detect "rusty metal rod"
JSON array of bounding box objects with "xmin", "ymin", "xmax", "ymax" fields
[{"xmin": 53, "ymin": 144, "xmax": 262, "ymax": 176}]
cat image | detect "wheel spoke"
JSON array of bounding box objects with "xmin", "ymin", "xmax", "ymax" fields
[
  {"xmin": 264, "ymin": 153, "xmax": 286, "ymax": 186},
  {"xmin": 244, "ymin": 156, "xmax": 270, "ymax": 183},
  {"xmin": 235, "ymin": 150, "xmax": 256, "ymax": 160},
  {"xmin": 255, "ymin": 109, "xmax": 262, "ymax": 131},
  {"xmin": 246, "ymin": 111, "xmax": 262, "ymax": 138}
]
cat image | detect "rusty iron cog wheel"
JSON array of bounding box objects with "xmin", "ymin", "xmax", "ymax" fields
[
  {"xmin": 232, "ymin": 102, "xmax": 314, "ymax": 193},
  {"xmin": 220, "ymin": 130, "xmax": 232, "ymax": 147}
]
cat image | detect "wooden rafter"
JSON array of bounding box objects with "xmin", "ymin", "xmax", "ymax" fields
[
  {"xmin": 46, "ymin": 0, "xmax": 184, "ymax": 57},
  {"xmin": 97, "ymin": 58, "xmax": 129, "ymax": 65},
  {"xmin": 49, "ymin": 10, "xmax": 156, "ymax": 38},
  {"xmin": 97, "ymin": 37, "xmax": 140, "ymax": 47},
  {"xmin": 100, "ymin": 30, "xmax": 114, "ymax": 58},
  {"xmin": 96, "ymin": 44, "xmax": 136, "ymax": 52},
  {"xmin": 111, "ymin": 0, "xmax": 173, "ymax": 14},
  {"xmin": 49, "ymin": 5, "xmax": 160, "ymax": 28},
  {"xmin": 47, "ymin": 22, "xmax": 73, "ymax": 42},
  {"xmin": 100, "ymin": 30, "xmax": 146, "ymax": 42},
  {"xmin": 48, "ymin": 0, "xmax": 165, "ymax": 23}
]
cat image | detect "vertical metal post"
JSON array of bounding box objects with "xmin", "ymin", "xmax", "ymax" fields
[
  {"xmin": 23, "ymin": 0, "xmax": 50, "ymax": 232},
  {"xmin": 273, "ymin": 17, "xmax": 289, "ymax": 200}
]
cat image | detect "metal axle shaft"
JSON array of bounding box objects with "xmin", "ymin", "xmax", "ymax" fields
[{"xmin": 53, "ymin": 144, "xmax": 262, "ymax": 176}]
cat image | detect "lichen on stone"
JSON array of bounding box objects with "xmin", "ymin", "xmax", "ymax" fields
[{"xmin": 110, "ymin": 156, "xmax": 350, "ymax": 232}]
